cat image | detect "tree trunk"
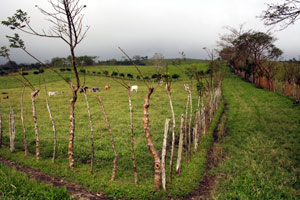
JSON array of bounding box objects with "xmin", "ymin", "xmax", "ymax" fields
[
  {"xmin": 128, "ymin": 88, "xmax": 138, "ymax": 184},
  {"xmin": 9, "ymin": 107, "xmax": 15, "ymax": 153},
  {"xmin": 84, "ymin": 91, "xmax": 94, "ymax": 174},
  {"xmin": 259, "ymin": 75, "xmax": 264, "ymax": 88},
  {"xmin": 21, "ymin": 86, "xmax": 28, "ymax": 156},
  {"xmin": 287, "ymin": 81, "xmax": 292, "ymax": 96},
  {"xmin": 161, "ymin": 118, "xmax": 170, "ymax": 192},
  {"xmin": 176, "ymin": 114, "xmax": 185, "ymax": 175},
  {"xmin": 31, "ymin": 90, "xmax": 40, "ymax": 161},
  {"xmin": 293, "ymin": 83, "xmax": 297, "ymax": 98},
  {"xmin": 282, "ymin": 81, "xmax": 286, "ymax": 94},
  {"xmin": 166, "ymin": 84, "xmax": 176, "ymax": 183},
  {"xmin": 142, "ymin": 87, "xmax": 161, "ymax": 190},
  {"xmin": 296, "ymin": 85, "xmax": 300, "ymax": 101},
  {"xmin": 44, "ymin": 84, "xmax": 56, "ymax": 163},
  {"xmin": 98, "ymin": 96, "xmax": 118, "ymax": 181},
  {"xmin": 0, "ymin": 99, "xmax": 2, "ymax": 148},
  {"xmin": 68, "ymin": 85, "xmax": 77, "ymax": 168}
]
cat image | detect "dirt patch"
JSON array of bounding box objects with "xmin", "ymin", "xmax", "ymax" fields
[
  {"xmin": 0, "ymin": 157, "xmax": 111, "ymax": 200},
  {"xmin": 183, "ymin": 102, "xmax": 228, "ymax": 200}
]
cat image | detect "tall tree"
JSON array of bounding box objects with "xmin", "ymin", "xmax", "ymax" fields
[
  {"xmin": 261, "ymin": 0, "xmax": 300, "ymax": 29},
  {"xmin": 2, "ymin": 0, "xmax": 89, "ymax": 168},
  {"xmin": 233, "ymin": 31, "xmax": 282, "ymax": 88}
]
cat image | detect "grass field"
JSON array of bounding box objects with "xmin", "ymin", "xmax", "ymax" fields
[
  {"xmin": 0, "ymin": 163, "xmax": 72, "ymax": 200},
  {"xmin": 0, "ymin": 62, "xmax": 225, "ymax": 199},
  {"xmin": 211, "ymin": 76, "xmax": 300, "ymax": 199}
]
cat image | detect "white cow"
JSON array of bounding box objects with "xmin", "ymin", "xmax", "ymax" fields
[
  {"xmin": 48, "ymin": 91, "xmax": 58, "ymax": 96},
  {"xmin": 130, "ymin": 85, "xmax": 138, "ymax": 92}
]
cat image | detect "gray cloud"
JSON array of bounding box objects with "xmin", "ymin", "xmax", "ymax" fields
[{"xmin": 1, "ymin": 0, "xmax": 300, "ymax": 64}]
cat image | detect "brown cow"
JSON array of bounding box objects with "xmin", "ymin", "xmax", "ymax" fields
[{"xmin": 105, "ymin": 84, "xmax": 111, "ymax": 90}]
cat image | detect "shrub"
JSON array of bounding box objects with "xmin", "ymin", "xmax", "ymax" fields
[
  {"xmin": 60, "ymin": 68, "xmax": 66, "ymax": 72},
  {"xmin": 22, "ymin": 72, "xmax": 29, "ymax": 76},
  {"xmin": 33, "ymin": 71, "xmax": 39, "ymax": 75},
  {"xmin": 136, "ymin": 75, "xmax": 140, "ymax": 80},
  {"xmin": 66, "ymin": 68, "xmax": 72, "ymax": 71},
  {"xmin": 172, "ymin": 74, "xmax": 179, "ymax": 79},
  {"xmin": 79, "ymin": 69, "xmax": 86, "ymax": 73}
]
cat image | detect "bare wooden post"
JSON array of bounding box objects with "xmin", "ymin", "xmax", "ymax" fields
[
  {"xmin": 128, "ymin": 88, "xmax": 138, "ymax": 184},
  {"xmin": 201, "ymin": 100, "xmax": 206, "ymax": 136},
  {"xmin": 142, "ymin": 87, "xmax": 161, "ymax": 190},
  {"xmin": 44, "ymin": 83, "xmax": 56, "ymax": 163},
  {"xmin": 0, "ymin": 99, "xmax": 2, "ymax": 148},
  {"xmin": 166, "ymin": 83, "xmax": 176, "ymax": 183},
  {"xmin": 9, "ymin": 107, "xmax": 15, "ymax": 152},
  {"xmin": 184, "ymin": 93, "xmax": 189, "ymax": 166},
  {"xmin": 176, "ymin": 114, "xmax": 185, "ymax": 175},
  {"xmin": 184, "ymin": 84, "xmax": 193, "ymax": 161},
  {"xmin": 193, "ymin": 110, "xmax": 200, "ymax": 152},
  {"xmin": 161, "ymin": 118, "xmax": 170, "ymax": 192},
  {"xmin": 20, "ymin": 86, "xmax": 28, "ymax": 156},
  {"xmin": 97, "ymin": 96, "xmax": 118, "ymax": 181},
  {"xmin": 31, "ymin": 90, "xmax": 40, "ymax": 161},
  {"xmin": 83, "ymin": 91, "xmax": 94, "ymax": 174}
]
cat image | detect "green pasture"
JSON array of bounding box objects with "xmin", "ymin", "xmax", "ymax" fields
[
  {"xmin": 211, "ymin": 76, "xmax": 300, "ymax": 199},
  {"xmin": 0, "ymin": 62, "xmax": 225, "ymax": 199}
]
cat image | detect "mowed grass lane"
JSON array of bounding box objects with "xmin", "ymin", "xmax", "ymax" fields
[{"xmin": 212, "ymin": 76, "xmax": 300, "ymax": 199}]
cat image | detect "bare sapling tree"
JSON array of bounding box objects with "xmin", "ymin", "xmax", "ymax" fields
[
  {"xmin": 2, "ymin": 0, "xmax": 89, "ymax": 168},
  {"xmin": 0, "ymin": 99, "xmax": 2, "ymax": 148},
  {"xmin": 119, "ymin": 47, "xmax": 161, "ymax": 190},
  {"xmin": 21, "ymin": 86, "xmax": 28, "ymax": 156},
  {"xmin": 9, "ymin": 107, "xmax": 15, "ymax": 152},
  {"xmin": 261, "ymin": 0, "xmax": 300, "ymax": 30},
  {"xmin": 82, "ymin": 89, "xmax": 95, "ymax": 174},
  {"xmin": 176, "ymin": 114, "xmax": 185, "ymax": 175},
  {"xmin": 43, "ymin": 80, "xmax": 57, "ymax": 163},
  {"xmin": 161, "ymin": 118, "xmax": 170, "ymax": 192},
  {"xmin": 128, "ymin": 85, "xmax": 138, "ymax": 184},
  {"xmin": 113, "ymin": 65, "xmax": 139, "ymax": 184},
  {"xmin": 97, "ymin": 96, "xmax": 118, "ymax": 181},
  {"xmin": 105, "ymin": 54, "xmax": 139, "ymax": 184}
]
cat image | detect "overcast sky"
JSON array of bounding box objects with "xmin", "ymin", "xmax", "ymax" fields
[{"xmin": 1, "ymin": 0, "xmax": 300, "ymax": 64}]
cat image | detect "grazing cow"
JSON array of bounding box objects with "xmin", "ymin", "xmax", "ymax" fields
[
  {"xmin": 130, "ymin": 85, "xmax": 138, "ymax": 92},
  {"xmin": 88, "ymin": 88, "xmax": 93, "ymax": 93},
  {"xmin": 61, "ymin": 91, "xmax": 64, "ymax": 95},
  {"xmin": 80, "ymin": 86, "xmax": 88, "ymax": 93},
  {"xmin": 3, "ymin": 96, "xmax": 9, "ymax": 99},
  {"xmin": 48, "ymin": 91, "xmax": 58, "ymax": 96},
  {"xmin": 105, "ymin": 84, "xmax": 111, "ymax": 91},
  {"xmin": 92, "ymin": 87, "xmax": 99, "ymax": 92}
]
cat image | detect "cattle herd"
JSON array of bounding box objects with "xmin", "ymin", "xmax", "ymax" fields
[{"xmin": 0, "ymin": 85, "xmax": 139, "ymax": 99}]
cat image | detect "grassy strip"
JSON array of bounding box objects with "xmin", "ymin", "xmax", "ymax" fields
[
  {"xmin": 211, "ymin": 76, "xmax": 300, "ymax": 199},
  {"xmin": 0, "ymin": 163, "xmax": 72, "ymax": 200}
]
